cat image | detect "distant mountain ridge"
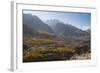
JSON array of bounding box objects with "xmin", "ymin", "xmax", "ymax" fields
[
  {"xmin": 23, "ymin": 14, "xmax": 90, "ymax": 40},
  {"xmin": 46, "ymin": 19, "xmax": 89, "ymax": 38}
]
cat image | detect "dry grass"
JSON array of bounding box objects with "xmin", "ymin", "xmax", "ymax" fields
[{"xmin": 23, "ymin": 47, "xmax": 74, "ymax": 62}]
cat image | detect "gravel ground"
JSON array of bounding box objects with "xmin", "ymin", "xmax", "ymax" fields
[{"xmin": 70, "ymin": 53, "xmax": 91, "ymax": 60}]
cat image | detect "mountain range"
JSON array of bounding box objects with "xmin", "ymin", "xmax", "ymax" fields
[{"xmin": 23, "ymin": 14, "xmax": 90, "ymax": 40}]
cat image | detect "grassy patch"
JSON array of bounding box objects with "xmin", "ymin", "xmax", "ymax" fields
[{"xmin": 23, "ymin": 47, "xmax": 74, "ymax": 62}]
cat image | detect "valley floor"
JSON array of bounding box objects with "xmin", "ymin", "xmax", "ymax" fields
[{"xmin": 23, "ymin": 34, "xmax": 91, "ymax": 62}]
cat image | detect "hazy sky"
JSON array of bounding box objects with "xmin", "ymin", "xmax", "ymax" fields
[{"xmin": 23, "ymin": 10, "xmax": 91, "ymax": 30}]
